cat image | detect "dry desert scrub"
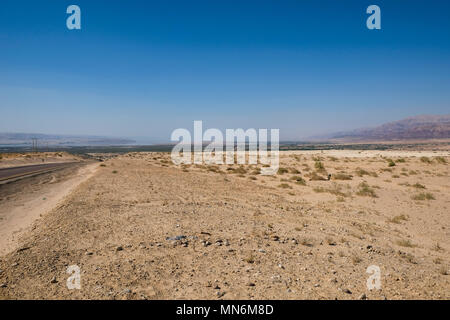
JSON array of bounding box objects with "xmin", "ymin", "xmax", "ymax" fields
[
  {"xmin": 411, "ymin": 192, "xmax": 435, "ymax": 201},
  {"xmin": 356, "ymin": 182, "xmax": 377, "ymax": 198}
]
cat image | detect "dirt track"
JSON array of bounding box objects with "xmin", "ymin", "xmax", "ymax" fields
[{"xmin": 0, "ymin": 151, "xmax": 449, "ymax": 299}]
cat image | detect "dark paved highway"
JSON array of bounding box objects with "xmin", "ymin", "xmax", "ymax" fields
[{"xmin": 0, "ymin": 162, "xmax": 79, "ymax": 182}]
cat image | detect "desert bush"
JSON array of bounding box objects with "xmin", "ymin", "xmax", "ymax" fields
[
  {"xmin": 313, "ymin": 183, "xmax": 350, "ymax": 197},
  {"xmin": 396, "ymin": 239, "xmax": 416, "ymax": 247},
  {"xmin": 387, "ymin": 159, "xmax": 396, "ymax": 167},
  {"xmin": 412, "ymin": 183, "xmax": 426, "ymax": 189},
  {"xmin": 207, "ymin": 165, "xmax": 221, "ymax": 173},
  {"xmin": 387, "ymin": 215, "xmax": 408, "ymax": 224},
  {"xmin": 411, "ymin": 192, "xmax": 435, "ymax": 200},
  {"xmin": 277, "ymin": 167, "xmax": 289, "ymax": 175},
  {"xmin": 229, "ymin": 166, "xmax": 247, "ymax": 174},
  {"xmin": 288, "ymin": 167, "xmax": 300, "ymax": 174},
  {"xmin": 355, "ymin": 168, "xmax": 377, "ymax": 177},
  {"xmin": 356, "ymin": 182, "xmax": 377, "ymax": 197},
  {"xmin": 290, "ymin": 175, "xmax": 306, "ymax": 185},
  {"xmin": 351, "ymin": 255, "xmax": 362, "ymax": 264},
  {"xmin": 278, "ymin": 183, "xmax": 292, "ymax": 189},
  {"xmin": 439, "ymin": 266, "xmax": 448, "ymax": 275},
  {"xmin": 244, "ymin": 254, "xmax": 255, "ymax": 264},
  {"xmin": 308, "ymin": 171, "xmax": 326, "ymax": 181},
  {"xmin": 314, "ymin": 161, "xmax": 326, "ymax": 173},
  {"xmin": 333, "ymin": 173, "xmax": 353, "ymax": 180},
  {"xmin": 435, "ymin": 156, "xmax": 447, "ymax": 164},
  {"xmin": 420, "ymin": 156, "xmax": 432, "ymax": 164}
]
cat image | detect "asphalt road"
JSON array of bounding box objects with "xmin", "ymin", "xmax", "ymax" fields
[{"xmin": 0, "ymin": 162, "xmax": 79, "ymax": 182}]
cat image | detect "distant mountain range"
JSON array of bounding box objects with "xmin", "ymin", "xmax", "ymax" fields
[
  {"xmin": 0, "ymin": 133, "xmax": 135, "ymax": 146},
  {"xmin": 321, "ymin": 114, "xmax": 450, "ymax": 142}
]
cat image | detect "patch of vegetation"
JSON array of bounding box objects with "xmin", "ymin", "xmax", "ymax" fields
[
  {"xmin": 355, "ymin": 168, "xmax": 377, "ymax": 177},
  {"xmin": 412, "ymin": 183, "xmax": 426, "ymax": 189},
  {"xmin": 439, "ymin": 266, "xmax": 448, "ymax": 275},
  {"xmin": 398, "ymin": 251, "xmax": 417, "ymax": 264},
  {"xmin": 333, "ymin": 173, "xmax": 353, "ymax": 180},
  {"xmin": 313, "ymin": 183, "xmax": 351, "ymax": 197},
  {"xmin": 288, "ymin": 167, "xmax": 300, "ymax": 174},
  {"xmin": 112, "ymin": 170, "xmax": 118, "ymax": 174},
  {"xmin": 387, "ymin": 159, "xmax": 396, "ymax": 167},
  {"xmin": 356, "ymin": 182, "xmax": 377, "ymax": 198},
  {"xmin": 278, "ymin": 183, "xmax": 292, "ymax": 189},
  {"xmin": 435, "ymin": 156, "xmax": 447, "ymax": 164},
  {"xmin": 420, "ymin": 156, "xmax": 432, "ymax": 164},
  {"xmin": 351, "ymin": 255, "xmax": 362, "ymax": 264},
  {"xmin": 433, "ymin": 242, "xmax": 443, "ymax": 252},
  {"xmin": 314, "ymin": 161, "xmax": 326, "ymax": 173},
  {"xmin": 387, "ymin": 214, "xmax": 409, "ymax": 224},
  {"xmin": 244, "ymin": 254, "xmax": 255, "ymax": 264},
  {"xmin": 396, "ymin": 239, "xmax": 416, "ymax": 247},
  {"xmin": 277, "ymin": 167, "xmax": 289, "ymax": 175},
  {"xmin": 228, "ymin": 166, "xmax": 247, "ymax": 174},
  {"xmin": 300, "ymin": 238, "xmax": 314, "ymax": 247},
  {"xmin": 308, "ymin": 171, "xmax": 326, "ymax": 181},
  {"xmin": 290, "ymin": 175, "xmax": 306, "ymax": 185},
  {"xmin": 411, "ymin": 192, "xmax": 435, "ymax": 201},
  {"xmin": 207, "ymin": 165, "xmax": 221, "ymax": 173}
]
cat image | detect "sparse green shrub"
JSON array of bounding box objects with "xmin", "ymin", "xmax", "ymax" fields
[
  {"xmin": 356, "ymin": 182, "xmax": 377, "ymax": 197},
  {"xmin": 396, "ymin": 239, "xmax": 416, "ymax": 247},
  {"xmin": 411, "ymin": 192, "xmax": 434, "ymax": 200},
  {"xmin": 435, "ymin": 156, "xmax": 447, "ymax": 164},
  {"xmin": 412, "ymin": 183, "xmax": 426, "ymax": 189},
  {"xmin": 290, "ymin": 175, "xmax": 306, "ymax": 185},
  {"xmin": 420, "ymin": 156, "xmax": 432, "ymax": 164},
  {"xmin": 314, "ymin": 161, "xmax": 326, "ymax": 172},
  {"xmin": 387, "ymin": 215, "xmax": 408, "ymax": 224},
  {"xmin": 308, "ymin": 171, "xmax": 326, "ymax": 181},
  {"xmin": 332, "ymin": 173, "xmax": 353, "ymax": 180}
]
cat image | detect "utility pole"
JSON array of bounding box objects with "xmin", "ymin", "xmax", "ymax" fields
[{"xmin": 31, "ymin": 138, "xmax": 38, "ymax": 153}]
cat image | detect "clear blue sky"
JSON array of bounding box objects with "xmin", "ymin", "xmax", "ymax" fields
[{"xmin": 1, "ymin": 0, "xmax": 449, "ymax": 142}]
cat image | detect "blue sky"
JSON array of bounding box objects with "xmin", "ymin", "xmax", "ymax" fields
[{"xmin": 1, "ymin": 0, "xmax": 449, "ymax": 142}]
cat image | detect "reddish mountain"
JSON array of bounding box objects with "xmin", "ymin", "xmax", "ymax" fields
[{"xmin": 331, "ymin": 114, "xmax": 450, "ymax": 141}]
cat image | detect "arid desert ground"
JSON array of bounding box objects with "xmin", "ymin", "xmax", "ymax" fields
[{"xmin": 0, "ymin": 149, "xmax": 449, "ymax": 299}]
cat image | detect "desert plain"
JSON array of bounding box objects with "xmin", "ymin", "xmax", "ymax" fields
[{"xmin": 0, "ymin": 149, "xmax": 449, "ymax": 299}]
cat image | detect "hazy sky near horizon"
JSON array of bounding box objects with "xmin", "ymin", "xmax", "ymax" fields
[{"xmin": 1, "ymin": 0, "xmax": 449, "ymax": 141}]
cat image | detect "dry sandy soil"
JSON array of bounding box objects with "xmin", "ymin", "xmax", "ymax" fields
[{"xmin": 0, "ymin": 150, "xmax": 449, "ymax": 299}]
